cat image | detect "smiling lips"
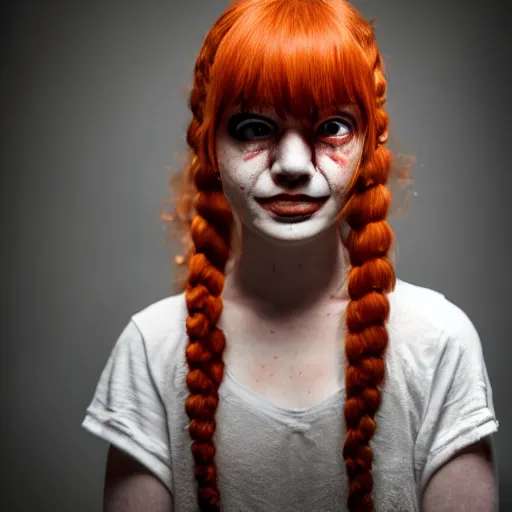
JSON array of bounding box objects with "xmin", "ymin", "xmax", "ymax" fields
[{"xmin": 256, "ymin": 194, "xmax": 328, "ymax": 217}]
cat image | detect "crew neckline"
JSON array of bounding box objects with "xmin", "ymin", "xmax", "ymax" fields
[{"xmin": 221, "ymin": 364, "xmax": 345, "ymax": 419}]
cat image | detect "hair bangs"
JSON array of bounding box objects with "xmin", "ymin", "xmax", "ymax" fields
[{"xmin": 206, "ymin": 0, "xmax": 375, "ymax": 131}]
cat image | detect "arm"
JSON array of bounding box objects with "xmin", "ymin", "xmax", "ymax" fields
[
  {"xmin": 414, "ymin": 303, "xmax": 499, "ymax": 510},
  {"xmin": 104, "ymin": 445, "xmax": 173, "ymax": 512},
  {"xmin": 82, "ymin": 320, "xmax": 174, "ymax": 511},
  {"xmin": 421, "ymin": 440, "xmax": 497, "ymax": 512}
]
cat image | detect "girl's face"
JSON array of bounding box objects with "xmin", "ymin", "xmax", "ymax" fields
[{"xmin": 215, "ymin": 105, "xmax": 365, "ymax": 244}]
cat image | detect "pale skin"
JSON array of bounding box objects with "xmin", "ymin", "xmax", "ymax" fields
[
  {"xmin": 103, "ymin": 108, "xmax": 497, "ymax": 510},
  {"xmin": 217, "ymin": 106, "xmax": 360, "ymax": 409},
  {"xmin": 103, "ymin": 446, "xmax": 173, "ymax": 512}
]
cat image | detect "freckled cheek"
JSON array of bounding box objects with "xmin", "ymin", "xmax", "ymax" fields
[
  {"xmin": 220, "ymin": 167, "xmax": 250, "ymax": 203},
  {"xmin": 316, "ymin": 143, "xmax": 362, "ymax": 195},
  {"xmin": 217, "ymin": 154, "xmax": 267, "ymax": 215},
  {"xmin": 317, "ymin": 152, "xmax": 356, "ymax": 194},
  {"xmin": 220, "ymin": 145, "xmax": 269, "ymax": 186}
]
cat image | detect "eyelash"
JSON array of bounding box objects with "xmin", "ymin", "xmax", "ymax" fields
[
  {"xmin": 318, "ymin": 118, "xmax": 353, "ymax": 139},
  {"xmin": 227, "ymin": 113, "xmax": 355, "ymax": 142}
]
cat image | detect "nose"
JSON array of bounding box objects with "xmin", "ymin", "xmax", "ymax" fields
[{"xmin": 270, "ymin": 130, "xmax": 315, "ymax": 188}]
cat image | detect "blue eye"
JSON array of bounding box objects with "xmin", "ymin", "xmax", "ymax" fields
[
  {"xmin": 317, "ymin": 118, "xmax": 352, "ymax": 138},
  {"xmin": 228, "ymin": 113, "xmax": 275, "ymax": 141}
]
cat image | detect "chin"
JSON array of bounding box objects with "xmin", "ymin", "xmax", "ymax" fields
[{"xmin": 250, "ymin": 217, "xmax": 337, "ymax": 245}]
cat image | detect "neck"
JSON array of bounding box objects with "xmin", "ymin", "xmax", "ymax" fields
[{"xmin": 223, "ymin": 223, "xmax": 349, "ymax": 315}]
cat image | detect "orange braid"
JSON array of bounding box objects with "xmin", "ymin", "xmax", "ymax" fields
[
  {"xmin": 183, "ymin": 30, "xmax": 233, "ymax": 512},
  {"xmin": 162, "ymin": 3, "xmax": 400, "ymax": 511},
  {"xmin": 341, "ymin": 37, "xmax": 396, "ymax": 512}
]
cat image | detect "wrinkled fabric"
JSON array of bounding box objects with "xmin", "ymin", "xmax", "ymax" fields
[{"xmin": 83, "ymin": 280, "xmax": 498, "ymax": 512}]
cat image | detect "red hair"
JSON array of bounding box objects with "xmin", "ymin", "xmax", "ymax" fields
[{"xmin": 167, "ymin": 1, "xmax": 396, "ymax": 510}]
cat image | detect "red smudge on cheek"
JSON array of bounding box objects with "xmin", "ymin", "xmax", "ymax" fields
[
  {"xmin": 316, "ymin": 136, "xmax": 360, "ymax": 168},
  {"xmin": 322, "ymin": 144, "xmax": 358, "ymax": 167},
  {"xmin": 243, "ymin": 150, "xmax": 263, "ymax": 161},
  {"xmin": 328, "ymin": 152, "xmax": 349, "ymax": 166},
  {"xmin": 242, "ymin": 141, "xmax": 273, "ymax": 162}
]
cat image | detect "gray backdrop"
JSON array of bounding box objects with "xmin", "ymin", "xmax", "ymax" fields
[{"xmin": 2, "ymin": 1, "xmax": 510, "ymax": 510}]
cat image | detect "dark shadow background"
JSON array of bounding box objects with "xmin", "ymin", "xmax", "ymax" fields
[{"xmin": 2, "ymin": 1, "xmax": 510, "ymax": 510}]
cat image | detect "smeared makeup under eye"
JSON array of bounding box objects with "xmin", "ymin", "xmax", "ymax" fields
[
  {"xmin": 316, "ymin": 117, "xmax": 355, "ymax": 145},
  {"xmin": 318, "ymin": 136, "xmax": 361, "ymax": 167},
  {"xmin": 243, "ymin": 149, "xmax": 266, "ymax": 162},
  {"xmin": 325, "ymin": 151, "xmax": 349, "ymax": 166},
  {"xmin": 316, "ymin": 114, "xmax": 361, "ymax": 166}
]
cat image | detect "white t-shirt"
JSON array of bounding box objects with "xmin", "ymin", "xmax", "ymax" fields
[{"xmin": 82, "ymin": 279, "xmax": 499, "ymax": 512}]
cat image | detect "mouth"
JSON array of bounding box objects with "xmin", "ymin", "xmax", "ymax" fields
[{"xmin": 255, "ymin": 194, "xmax": 328, "ymax": 221}]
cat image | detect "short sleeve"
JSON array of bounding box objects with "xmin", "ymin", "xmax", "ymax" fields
[
  {"xmin": 414, "ymin": 306, "xmax": 499, "ymax": 495},
  {"xmin": 82, "ymin": 319, "xmax": 172, "ymax": 492}
]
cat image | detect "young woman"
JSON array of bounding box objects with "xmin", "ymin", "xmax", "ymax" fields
[{"xmin": 83, "ymin": 1, "xmax": 499, "ymax": 511}]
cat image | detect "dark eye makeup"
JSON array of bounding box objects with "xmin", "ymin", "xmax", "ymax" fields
[
  {"xmin": 227, "ymin": 113, "xmax": 276, "ymax": 142},
  {"xmin": 316, "ymin": 118, "xmax": 353, "ymax": 138},
  {"xmin": 227, "ymin": 111, "xmax": 357, "ymax": 143}
]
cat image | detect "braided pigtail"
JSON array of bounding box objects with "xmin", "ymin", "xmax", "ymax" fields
[
  {"xmin": 341, "ymin": 42, "xmax": 396, "ymax": 512},
  {"xmin": 183, "ymin": 36, "xmax": 233, "ymax": 512},
  {"xmin": 166, "ymin": 4, "xmax": 405, "ymax": 511}
]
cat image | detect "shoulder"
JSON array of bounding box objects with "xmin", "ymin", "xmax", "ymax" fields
[
  {"xmin": 389, "ymin": 279, "xmax": 481, "ymax": 353},
  {"xmin": 391, "ymin": 282, "xmax": 500, "ymax": 493},
  {"xmin": 131, "ymin": 292, "xmax": 187, "ymax": 344},
  {"xmin": 385, "ymin": 279, "xmax": 489, "ymax": 404},
  {"xmin": 127, "ymin": 292, "xmax": 188, "ymax": 377}
]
